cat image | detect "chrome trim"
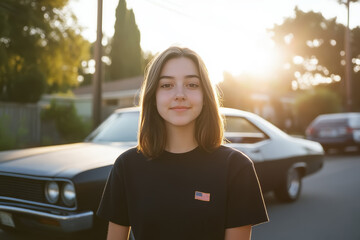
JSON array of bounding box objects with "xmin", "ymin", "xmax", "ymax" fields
[
  {"xmin": 0, "ymin": 172, "xmax": 77, "ymax": 210},
  {"xmin": 0, "ymin": 205, "xmax": 93, "ymax": 232},
  {"xmin": 0, "ymin": 196, "xmax": 76, "ymax": 211},
  {"xmin": 0, "ymin": 172, "xmax": 69, "ymax": 181}
]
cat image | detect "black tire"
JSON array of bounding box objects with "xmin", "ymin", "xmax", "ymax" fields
[{"xmin": 274, "ymin": 168, "xmax": 302, "ymax": 202}]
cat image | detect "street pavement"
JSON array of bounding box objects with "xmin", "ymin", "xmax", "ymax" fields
[
  {"xmin": 253, "ymin": 152, "xmax": 360, "ymax": 240},
  {"xmin": 1, "ymin": 152, "xmax": 360, "ymax": 240}
]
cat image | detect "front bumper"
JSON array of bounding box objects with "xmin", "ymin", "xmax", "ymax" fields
[{"xmin": 0, "ymin": 205, "xmax": 93, "ymax": 233}]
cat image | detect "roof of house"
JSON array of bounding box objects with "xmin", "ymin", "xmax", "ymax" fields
[{"xmin": 73, "ymin": 75, "xmax": 144, "ymax": 96}]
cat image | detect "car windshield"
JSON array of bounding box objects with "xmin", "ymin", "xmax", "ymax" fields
[{"xmin": 86, "ymin": 111, "xmax": 139, "ymax": 142}]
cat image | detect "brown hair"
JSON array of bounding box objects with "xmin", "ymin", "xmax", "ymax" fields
[{"xmin": 137, "ymin": 46, "xmax": 223, "ymax": 158}]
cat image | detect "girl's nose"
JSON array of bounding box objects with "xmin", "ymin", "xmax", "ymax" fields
[{"xmin": 175, "ymin": 85, "xmax": 186, "ymax": 100}]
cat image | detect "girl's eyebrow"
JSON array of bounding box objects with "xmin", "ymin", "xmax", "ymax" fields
[
  {"xmin": 159, "ymin": 75, "xmax": 200, "ymax": 80},
  {"xmin": 186, "ymin": 75, "xmax": 200, "ymax": 79}
]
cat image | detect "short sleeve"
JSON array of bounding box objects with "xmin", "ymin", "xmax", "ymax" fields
[
  {"xmin": 97, "ymin": 156, "xmax": 130, "ymax": 226},
  {"xmin": 225, "ymin": 152, "xmax": 269, "ymax": 228}
]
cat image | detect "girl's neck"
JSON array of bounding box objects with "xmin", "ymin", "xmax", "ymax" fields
[{"xmin": 165, "ymin": 123, "xmax": 198, "ymax": 153}]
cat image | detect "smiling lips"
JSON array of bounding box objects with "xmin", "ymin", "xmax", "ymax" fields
[{"xmin": 170, "ymin": 106, "xmax": 191, "ymax": 111}]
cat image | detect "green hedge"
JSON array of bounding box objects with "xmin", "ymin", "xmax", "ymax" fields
[{"xmin": 41, "ymin": 100, "xmax": 91, "ymax": 143}]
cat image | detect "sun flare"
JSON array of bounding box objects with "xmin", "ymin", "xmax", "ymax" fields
[{"xmin": 201, "ymin": 38, "xmax": 280, "ymax": 85}]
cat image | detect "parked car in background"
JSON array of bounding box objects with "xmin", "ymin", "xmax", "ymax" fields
[
  {"xmin": 306, "ymin": 112, "xmax": 360, "ymax": 152},
  {"xmin": 0, "ymin": 107, "xmax": 324, "ymax": 238}
]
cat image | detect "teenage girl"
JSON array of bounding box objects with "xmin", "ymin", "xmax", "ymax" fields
[{"xmin": 97, "ymin": 46, "xmax": 268, "ymax": 240}]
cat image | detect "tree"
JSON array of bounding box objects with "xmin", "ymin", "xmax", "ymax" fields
[
  {"xmin": 0, "ymin": 0, "xmax": 90, "ymax": 103},
  {"xmin": 352, "ymin": 26, "xmax": 360, "ymax": 109},
  {"xmin": 295, "ymin": 88, "xmax": 341, "ymax": 130},
  {"xmin": 109, "ymin": 0, "xmax": 142, "ymax": 80},
  {"xmin": 269, "ymin": 7, "xmax": 360, "ymax": 110},
  {"xmin": 336, "ymin": 0, "xmax": 359, "ymax": 111},
  {"xmin": 110, "ymin": 0, "xmax": 143, "ymax": 80}
]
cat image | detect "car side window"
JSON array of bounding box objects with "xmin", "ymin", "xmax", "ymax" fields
[{"xmin": 224, "ymin": 116, "xmax": 269, "ymax": 144}]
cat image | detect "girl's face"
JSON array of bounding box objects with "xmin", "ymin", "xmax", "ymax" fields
[{"xmin": 156, "ymin": 57, "xmax": 203, "ymax": 129}]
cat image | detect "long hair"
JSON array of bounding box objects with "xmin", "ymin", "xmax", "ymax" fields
[{"xmin": 137, "ymin": 46, "xmax": 223, "ymax": 158}]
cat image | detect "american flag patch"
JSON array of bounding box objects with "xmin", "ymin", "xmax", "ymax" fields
[{"xmin": 194, "ymin": 191, "xmax": 210, "ymax": 202}]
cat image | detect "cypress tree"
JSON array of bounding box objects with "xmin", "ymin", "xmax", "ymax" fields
[{"xmin": 109, "ymin": 0, "xmax": 142, "ymax": 80}]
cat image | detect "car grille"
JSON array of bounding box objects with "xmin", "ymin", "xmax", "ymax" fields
[{"xmin": 0, "ymin": 175, "xmax": 46, "ymax": 203}]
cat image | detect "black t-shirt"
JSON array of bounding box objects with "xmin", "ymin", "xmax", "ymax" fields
[{"xmin": 97, "ymin": 145, "xmax": 268, "ymax": 240}]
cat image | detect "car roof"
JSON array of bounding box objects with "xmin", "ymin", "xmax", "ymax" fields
[{"xmin": 315, "ymin": 112, "xmax": 360, "ymax": 120}]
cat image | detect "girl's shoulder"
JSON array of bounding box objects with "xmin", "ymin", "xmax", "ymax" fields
[
  {"xmin": 118, "ymin": 146, "xmax": 142, "ymax": 158},
  {"xmin": 213, "ymin": 145, "xmax": 248, "ymax": 158},
  {"xmin": 213, "ymin": 145, "xmax": 253, "ymax": 168},
  {"xmin": 114, "ymin": 146, "xmax": 146, "ymax": 166}
]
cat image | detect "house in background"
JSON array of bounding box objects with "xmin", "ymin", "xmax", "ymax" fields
[
  {"xmin": 40, "ymin": 76, "xmax": 144, "ymax": 121},
  {"xmin": 73, "ymin": 76, "xmax": 144, "ymax": 120}
]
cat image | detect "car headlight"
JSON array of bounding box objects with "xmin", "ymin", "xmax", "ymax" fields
[
  {"xmin": 45, "ymin": 181, "xmax": 59, "ymax": 204},
  {"xmin": 61, "ymin": 182, "xmax": 76, "ymax": 207}
]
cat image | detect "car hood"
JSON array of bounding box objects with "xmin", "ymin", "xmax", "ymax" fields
[{"xmin": 0, "ymin": 142, "xmax": 135, "ymax": 178}]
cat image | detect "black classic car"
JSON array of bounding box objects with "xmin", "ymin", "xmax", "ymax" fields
[{"xmin": 0, "ymin": 107, "xmax": 324, "ymax": 237}]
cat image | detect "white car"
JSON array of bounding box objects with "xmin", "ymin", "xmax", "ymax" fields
[
  {"xmin": 87, "ymin": 107, "xmax": 324, "ymax": 203},
  {"xmin": 0, "ymin": 107, "xmax": 324, "ymax": 237},
  {"xmin": 220, "ymin": 107, "xmax": 324, "ymax": 202}
]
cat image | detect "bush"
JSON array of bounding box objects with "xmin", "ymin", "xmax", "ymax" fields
[
  {"xmin": 0, "ymin": 115, "xmax": 16, "ymax": 150},
  {"xmin": 0, "ymin": 114, "xmax": 29, "ymax": 150},
  {"xmin": 41, "ymin": 100, "xmax": 91, "ymax": 143},
  {"xmin": 5, "ymin": 67, "xmax": 46, "ymax": 103}
]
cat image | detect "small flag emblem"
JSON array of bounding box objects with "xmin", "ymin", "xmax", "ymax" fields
[{"xmin": 195, "ymin": 191, "xmax": 210, "ymax": 202}]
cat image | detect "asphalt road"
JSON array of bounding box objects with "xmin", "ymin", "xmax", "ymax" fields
[
  {"xmin": 253, "ymin": 152, "xmax": 360, "ymax": 240},
  {"xmin": 1, "ymin": 152, "xmax": 360, "ymax": 240}
]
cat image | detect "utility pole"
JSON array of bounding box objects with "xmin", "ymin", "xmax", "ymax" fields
[
  {"xmin": 92, "ymin": 0, "xmax": 103, "ymax": 128},
  {"xmin": 344, "ymin": 0, "xmax": 352, "ymax": 112}
]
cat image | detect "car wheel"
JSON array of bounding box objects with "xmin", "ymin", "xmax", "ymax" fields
[{"xmin": 274, "ymin": 167, "xmax": 302, "ymax": 202}]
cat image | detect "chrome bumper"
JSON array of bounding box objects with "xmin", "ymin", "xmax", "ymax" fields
[{"xmin": 0, "ymin": 205, "xmax": 93, "ymax": 232}]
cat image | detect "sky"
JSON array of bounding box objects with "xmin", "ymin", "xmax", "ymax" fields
[{"xmin": 69, "ymin": 0, "xmax": 360, "ymax": 83}]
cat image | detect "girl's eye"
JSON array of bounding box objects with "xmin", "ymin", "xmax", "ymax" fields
[
  {"xmin": 160, "ymin": 83, "xmax": 173, "ymax": 88},
  {"xmin": 188, "ymin": 83, "xmax": 200, "ymax": 88}
]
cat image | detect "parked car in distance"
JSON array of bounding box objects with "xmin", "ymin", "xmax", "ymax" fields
[
  {"xmin": 0, "ymin": 107, "xmax": 324, "ymax": 238},
  {"xmin": 306, "ymin": 112, "xmax": 360, "ymax": 152}
]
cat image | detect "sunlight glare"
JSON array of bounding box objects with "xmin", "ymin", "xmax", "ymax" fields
[
  {"xmin": 293, "ymin": 56, "xmax": 304, "ymax": 65},
  {"xmin": 205, "ymin": 37, "xmax": 281, "ymax": 81}
]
